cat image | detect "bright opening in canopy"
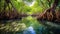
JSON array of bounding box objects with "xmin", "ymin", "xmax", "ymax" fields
[{"xmin": 24, "ymin": 0, "xmax": 36, "ymax": 7}]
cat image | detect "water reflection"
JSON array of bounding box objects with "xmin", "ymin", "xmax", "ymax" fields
[
  {"xmin": 23, "ymin": 26, "xmax": 36, "ymax": 34},
  {"xmin": 0, "ymin": 19, "xmax": 60, "ymax": 34}
]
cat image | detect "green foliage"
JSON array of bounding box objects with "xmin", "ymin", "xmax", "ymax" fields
[
  {"xmin": 11, "ymin": 0, "xmax": 51, "ymax": 14},
  {"xmin": 0, "ymin": 0, "xmax": 60, "ymax": 34},
  {"xmin": 0, "ymin": 0, "xmax": 4, "ymax": 12},
  {"xmin": 24, "ymin": 0, "xmax": 33, "ymax": 2},
  {"xmin": 0, "ymin": 0, "xmax": 55, "ymax": 13}
]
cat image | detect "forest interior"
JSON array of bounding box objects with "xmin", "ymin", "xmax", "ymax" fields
[{"xmin": 0, "ymin": 0, "xmax": 60, "ymax": 34}]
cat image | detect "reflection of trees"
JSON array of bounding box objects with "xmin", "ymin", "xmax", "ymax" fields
[
  {"xmin": 0, "ymin": 21, "xmax": 26, "ymax": 32},
  {"xmin": 0, "ymin": 0, "xmax": 60, "ymax": 34}
]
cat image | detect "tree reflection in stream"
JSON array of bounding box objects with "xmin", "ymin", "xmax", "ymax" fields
[{"xmin": 0, "ymin": 18, "xmax": 60, "ymax": 34}]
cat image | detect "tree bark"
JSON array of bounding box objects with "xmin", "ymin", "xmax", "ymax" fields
[{"xmin": 37, "ymin": 0, "xmax": 60, "ymax": 23}]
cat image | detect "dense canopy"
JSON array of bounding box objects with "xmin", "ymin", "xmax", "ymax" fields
[{"xmin": 0, "ymin": 0, "xmax": 60, "ymax": 34}]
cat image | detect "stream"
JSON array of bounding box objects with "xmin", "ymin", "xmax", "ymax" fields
[{"xmin": 0, "ymin": 19, "xmax": 60, "ymax": 34}]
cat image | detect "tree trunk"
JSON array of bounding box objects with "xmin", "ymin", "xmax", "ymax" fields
[{"xmin": 37, "ymin": 0, "xmax": 60, "ymax": 23}]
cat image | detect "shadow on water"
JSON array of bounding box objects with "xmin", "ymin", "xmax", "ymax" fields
[{"xmin": 39, "ymin": 20, "xmax": 60, "ymax": 34}]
